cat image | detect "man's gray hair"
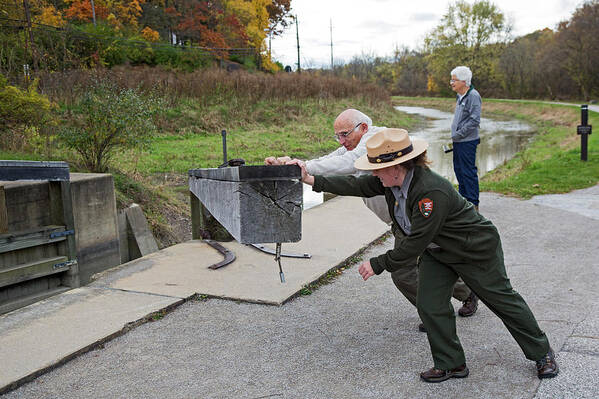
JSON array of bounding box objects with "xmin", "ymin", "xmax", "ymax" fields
[
  {"xmin": 347, "ymin": 109, "xmax": 372, "ymax": 127},
  {"xmin": 451, "ymin": 66, "xmax": 472, "ymax": 86}
]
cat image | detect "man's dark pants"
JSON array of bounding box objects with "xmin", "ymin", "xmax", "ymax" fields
[
  {"xmin": 453, "ymin": 138, "xmax": 480, "ymax": 206},
  {"xmin": 391, "ymin": 229, "xmax": 470, "ymax": 306},
  {"xmin": 416, "ymin": 243, "xmax": 550, "ymax": 370}
]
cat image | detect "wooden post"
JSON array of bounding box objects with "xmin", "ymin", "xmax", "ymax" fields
[
  {"xmin": 577, "ymin": 104, "xmax": 593, "ymax": 161},
  {"xmin": 190, "ymin": 190, "xmax": 201, "ymax": 240},
  {"xmin": 189, "ymin": 190, "xmax": 232, "ymax": 241},
  {"xmin": 0, "ymin": 186, "xmax": 8, "ymax": 234}
]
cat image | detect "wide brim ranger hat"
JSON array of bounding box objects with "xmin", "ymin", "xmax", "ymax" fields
[{"xmin": 354, "ymin": 128, "xmax": 429, "ymax": 171}]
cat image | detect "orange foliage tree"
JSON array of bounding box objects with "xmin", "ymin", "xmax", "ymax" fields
[{"xmin": 64, "ymin": 0, "xmax": 146, "ymax": 29}]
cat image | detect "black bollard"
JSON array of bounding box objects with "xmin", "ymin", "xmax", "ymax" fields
[
  {"xmin": 221, "ymin": 129, "xmax": 228, "ymax": 164},
  {"xmin": 577, "ymin": 105, "xmax": 592, "ymax": 161}
]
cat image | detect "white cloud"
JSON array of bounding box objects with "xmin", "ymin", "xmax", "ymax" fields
[{"xmin": 271, "ymin": 0, "xmax": 580, "ymax": 68}]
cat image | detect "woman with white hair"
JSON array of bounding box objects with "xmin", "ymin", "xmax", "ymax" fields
[{"xmin": 450, "ymin": 66, "xmax": 481, "ymax": 212}]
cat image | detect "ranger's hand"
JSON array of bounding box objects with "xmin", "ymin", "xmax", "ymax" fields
[
  {"xmin": 358, "ymin": 261, "xmax": 375, "ymax": 281},
  {"xmin": 286, "ymin": 159, "xmax": 314, "ymax": 185}
]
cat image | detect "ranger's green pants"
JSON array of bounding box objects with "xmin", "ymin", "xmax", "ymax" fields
[
  {"xmin": 390, "ymin": 231, "xmax": 471, "ymax": 307},
  {"xmin": 417, "ymin": 243, "xmax": 550, "ymax": 370}
]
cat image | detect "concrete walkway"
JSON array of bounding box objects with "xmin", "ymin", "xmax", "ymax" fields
[{"xmin": 1, "ymin": 187, "xmax": 598, "ymax": 398}]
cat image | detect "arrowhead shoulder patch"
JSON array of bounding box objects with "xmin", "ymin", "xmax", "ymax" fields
[{"xmin": 418, "ymin": 198, "xmax": 433, "ymax": 218}]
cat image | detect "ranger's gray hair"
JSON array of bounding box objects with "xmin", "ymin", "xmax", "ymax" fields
[{"xmin": 451, "ymin": 66, "xmax": 472, "ymax": 86}]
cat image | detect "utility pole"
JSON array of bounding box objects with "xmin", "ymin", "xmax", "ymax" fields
[
  {"xmin": 295, "ymin": 15, "xmax": 301, "ymax": 73},
  {"xmin": 268, "ymin": 29, "xmax": 272, "ymax": 62},
  {"xmin": 22, "ymin": 0, "xmax": 37, "ymax": 70},
  {"xmin": 90, "ymin": 0, "xmax": 97, "ymax": 26},
  {"xmin": 330, "ymin": 18, "xmax": 334, "ymax": 70}
]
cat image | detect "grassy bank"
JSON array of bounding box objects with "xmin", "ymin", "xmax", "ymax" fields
[
  {"xmin": 393, "ymin": 96, "xmax": 599, "ymax": 198},
  {"xmin": 114, "ymin": 97, "xmax": 415, "ymax": 174}
]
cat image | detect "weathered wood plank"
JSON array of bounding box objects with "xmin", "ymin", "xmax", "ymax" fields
[
  {"xmin": 0, "ymin": 226, "xmax": 66, "ymax": 254},
  {"xmin": 0, "ymin": 255, "xmax": 69, "ymax": 288},
  {"xmin": 189, "ymin": 178, "xmax": 302, "ymax": 244},
  {"xmin": 188, "ymin": 164, "xmax": 301, "ymax": 181},
  {"xmin": 0, "ymin": 160, "xmax": 69, "ymax": 181}
]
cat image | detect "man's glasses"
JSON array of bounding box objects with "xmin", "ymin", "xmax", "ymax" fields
[{"xmin": 333, "ymin": 123, "xmax": 361, "ymax": 141}]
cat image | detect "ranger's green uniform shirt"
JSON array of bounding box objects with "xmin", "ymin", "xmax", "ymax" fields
[{"xmin": 313, "ymin": 166, "xmax": 500, "ymax": 274}]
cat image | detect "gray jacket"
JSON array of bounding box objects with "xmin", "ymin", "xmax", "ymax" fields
[{"xmin": 451, "ymin": 87, "xmax": 481, "ymax": 143}]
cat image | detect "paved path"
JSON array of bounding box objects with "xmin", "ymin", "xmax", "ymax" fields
[
  {"xmin": 1, "ymin": 186, "xmax": 598, "ymax": 399},
  {"xmin": 549, "ymin": 102, "xmax": 599, "ymax": 113},
  {"xmin": 495, "ymin": 99, "xmax": 599, "ymax": 114}
]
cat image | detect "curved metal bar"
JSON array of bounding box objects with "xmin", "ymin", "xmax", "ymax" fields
[{"xmin": 204, "ymin": 240, "xmax": 236, "ymax": 270}]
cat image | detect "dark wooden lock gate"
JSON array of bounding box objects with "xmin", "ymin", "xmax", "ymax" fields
[{"xmin": 0, "ymin": 161, "xmax": 80, "ymax": 315}]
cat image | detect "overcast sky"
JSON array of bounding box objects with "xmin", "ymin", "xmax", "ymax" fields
[{"xmin": 270, "ymin": 0, "xmax": 583, "ymax": 69}]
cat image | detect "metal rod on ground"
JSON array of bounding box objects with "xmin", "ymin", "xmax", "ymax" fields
[{"xmin": 275, "ymin": 243, "xmax": 285, "ymax": 283}]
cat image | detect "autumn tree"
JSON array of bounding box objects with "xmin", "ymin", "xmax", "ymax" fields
[
  {"xmin": 424, "ymin": 0, "xmax": 511, "ymax": 95},
  {"xmin": 170, "ymin": 0, "xmax": 228, "ymax": 48},
  {"xmin": 64, "ymin": 0, "xmax": 146, "ymax": 30},
  {"xmin": 266, "ymin": 0, "xmax": 291, "ymax": 36},
  {"xmin": 139, "ymin": 0, "xmax": 177, "ymax": 42},
  {"xmin": 222, "ymin": 0, "xmax": 269, "ymax": 49},
  {"xmin": 555, "ymin": 0, "xmax": 599, "ymax": 99}
]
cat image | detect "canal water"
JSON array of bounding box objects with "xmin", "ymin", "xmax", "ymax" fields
[
  {"xmin": 303, "ymin": 106, "xmax": 535, "ymax": 209},
  {"xmin": 395, "ymin": 106, "xmax": 535, "ymax": 183}
]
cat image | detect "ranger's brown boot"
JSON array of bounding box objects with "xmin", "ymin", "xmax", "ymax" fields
[
  {"xmin": 420, "ymin": 364, "xmax": 469, "ymax": 383},
  {"xmin": 458, "ymin": 292, "xmax": 478, "ymax": 317},
  {"xmin": 536, "ymin": 348, "xmax": 559, "ymax": 379}
]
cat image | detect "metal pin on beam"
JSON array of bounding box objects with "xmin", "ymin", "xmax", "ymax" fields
[{"xmin": 275, "ymin": 243, "xmax": 285, "ymax": 283}]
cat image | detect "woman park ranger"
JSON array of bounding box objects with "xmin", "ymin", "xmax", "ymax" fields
[{"xmin": 289, "ymin": 128, "xmax": 559, "ymax": 383}]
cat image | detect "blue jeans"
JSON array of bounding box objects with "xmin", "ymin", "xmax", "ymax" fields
[{"xmin": 452, "ymin": 139, "xmax": 480, "ymax": 206}]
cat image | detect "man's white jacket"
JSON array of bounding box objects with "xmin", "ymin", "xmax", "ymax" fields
[{"xmin": 305, "ymin": 125, "xmax": 392, "ymax": 224}]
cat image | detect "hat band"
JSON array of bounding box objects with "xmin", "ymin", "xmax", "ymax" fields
[{"xmin": 367, "ymin": 144, "xmax": 413, "ymax": 164}]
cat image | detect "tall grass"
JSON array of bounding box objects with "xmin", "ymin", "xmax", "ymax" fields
[{"xmin": 36, "ymin": 67, "xmax": 389, "ymax": 106}]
